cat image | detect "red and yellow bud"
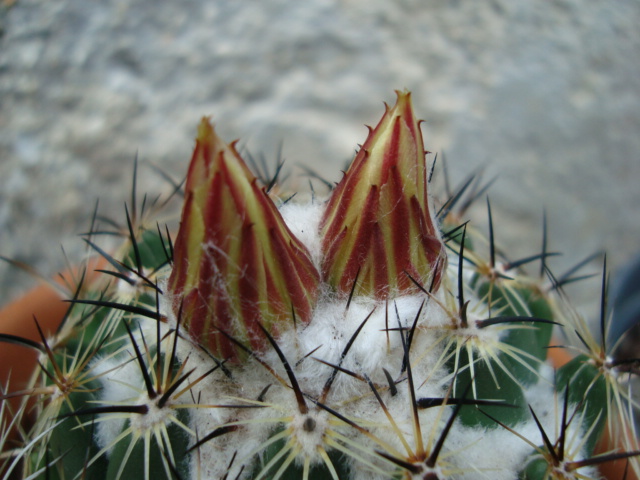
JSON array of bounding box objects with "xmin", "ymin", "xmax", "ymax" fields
[
  {"xmin": 320, "ymin": 91, "xmax": 446, "ymax": 299},
  {"xmin": 168, "ymin": 118, "xmax": 320, "ymax": 361}
]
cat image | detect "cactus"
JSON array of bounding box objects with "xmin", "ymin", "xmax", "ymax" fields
[{"xmin": 1, "ymin": 91, "xmax": 639, "ymax": 479}]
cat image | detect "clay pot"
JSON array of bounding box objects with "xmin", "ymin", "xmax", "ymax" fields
[
  {"xmin": 1, "ymin": 285, "xmax": 68, "ymax": 424},
  {"xmin": 0, "ymin": 261, "xmax": 103, "ymax": 478}
]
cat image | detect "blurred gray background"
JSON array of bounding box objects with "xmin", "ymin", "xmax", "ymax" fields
[{"xmin": 1, "ymin": 0, "xmax": 639, "ymax": 316}]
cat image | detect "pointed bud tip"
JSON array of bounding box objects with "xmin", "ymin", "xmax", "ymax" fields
[
  {"xmin": 393, "ymin": 88, "xmax": 412, "ymax": 101},
  {"xmin": 197, "ymin": 116, "xmax": 215, "ymax": 141}
]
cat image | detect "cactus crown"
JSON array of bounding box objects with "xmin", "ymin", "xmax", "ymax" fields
[{"xmin": 1, "ymin": 91, "xmax": 639, "ymax": 480}]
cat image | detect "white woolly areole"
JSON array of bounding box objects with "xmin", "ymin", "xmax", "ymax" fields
[
  {"xmin": 90, "ymin": 317, "xmax": 180, "ymax": 454},
  {"xmin": 92, "ymin": 354, "xmax": 145, "ymax": 453}
]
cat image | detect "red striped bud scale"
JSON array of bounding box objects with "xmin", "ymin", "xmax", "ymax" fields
[
  {"xmin": 168, "ymin": 118, "xmax": 320, "ymax": 361},
  {"xmin": 320, "ymin": 91, "xmax": 446, "ymax": 299}
]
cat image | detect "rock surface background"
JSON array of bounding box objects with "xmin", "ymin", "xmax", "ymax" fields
[{"xmin": 1, "ymin": 0, "xmax": 639, "ymax": 320}]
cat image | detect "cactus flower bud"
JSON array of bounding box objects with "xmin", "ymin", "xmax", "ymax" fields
[
  {"xmin": 168, "ymin": 118, "xmax": 320, "ymax": 361},
  {"xmin": 320, "ymin": 91, "xmax": 445, "ymax": 298}
]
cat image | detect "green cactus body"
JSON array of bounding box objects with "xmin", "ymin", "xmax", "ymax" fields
[{"xmin": 1, "ymin": 91, "xmax": 637, "ymax": 480}]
